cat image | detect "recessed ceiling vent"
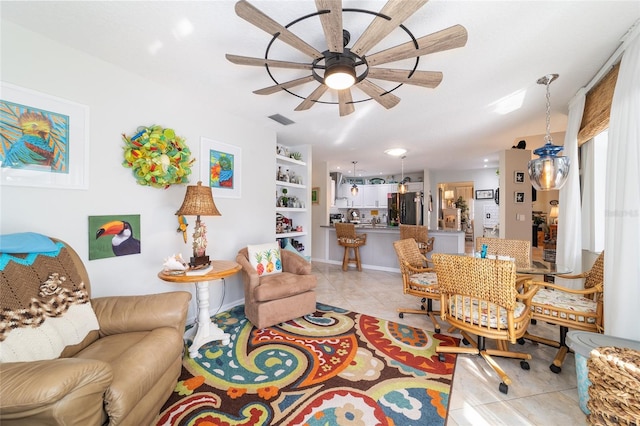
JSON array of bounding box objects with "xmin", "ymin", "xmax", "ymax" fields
[{"xmin": 268, "ymin": 114, "xmax": 295, "ymax": 126}]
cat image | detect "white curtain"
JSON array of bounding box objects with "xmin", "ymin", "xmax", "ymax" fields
[
  {"xmin": 580, "ymin": 140, "xmax": 594, "ymax": 250},
  {"xmin": 605, "ymin": 31, "xmax": 640, "ymax": 340},
  {"xmin": 556, "ymin": 90, "xmax": 585, "ymax": 290}
]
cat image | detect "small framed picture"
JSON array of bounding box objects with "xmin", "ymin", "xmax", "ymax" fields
[
  {"xmin": 311, "ymin": 187, "xmax": 319, "ymax": 204},
  {"xmin": 475, "ymin": 189, "xmax": 494, "ymax": 200},
  {"xmin": 514, "ymin": 171, "xmax": 525, "ymax": 183},
  {"xmin": 515, "ymin": 192, "xmax": 525, "ymax": 203}
]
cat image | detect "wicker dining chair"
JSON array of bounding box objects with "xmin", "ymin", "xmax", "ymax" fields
[
  {"xmin": 476, "ymin": 237, "xmax": 533, "ymax": 287},
  {"xmin": 335, "ymin": 223, "xmax": 367, "ymax": 271},
  {"xmin": 399, "ymin": 224, "xmax": 435, "ymax": 255},
  {"xmin": 524, "ymin": 251, "xmax": 604, "ymax": 373},
  {"xmin": 393, "ymin": 238, "xmax": 441, "ymax": 332},
  {"xmin": 432, "ymin": 253, "xmax": 539, "ymax": 394}
]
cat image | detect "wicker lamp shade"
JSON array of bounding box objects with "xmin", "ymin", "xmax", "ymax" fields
[{"xmin": 176, "ymin": 181, "xmax": 221, "ymax": 217}]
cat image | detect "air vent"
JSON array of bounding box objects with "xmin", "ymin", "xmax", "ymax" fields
[{"xmin": 268, "ymin": 114, "xmax": 295, "ymax": 126}]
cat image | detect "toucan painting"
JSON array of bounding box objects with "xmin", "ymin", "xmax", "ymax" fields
[{"xmin": 89, "ymin": 215, "xmax": 141, "ymax": 260}]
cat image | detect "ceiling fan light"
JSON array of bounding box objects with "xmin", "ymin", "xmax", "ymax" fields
[{"xmin": 325, "ymin": 65, "xmax": 356, "ymax": 90}]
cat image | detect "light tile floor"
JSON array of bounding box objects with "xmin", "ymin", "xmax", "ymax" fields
[{"xmin": 311, "ymin": 256, "xmax": 588, "ymax": 426}]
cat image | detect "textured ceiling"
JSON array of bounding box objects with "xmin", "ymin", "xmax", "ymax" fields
[{"xmin": 2, "ymin": 1, "xmax": 639, "ymax": 177}]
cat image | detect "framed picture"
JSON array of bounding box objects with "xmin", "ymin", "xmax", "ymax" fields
[
  {"xmin": 514, "ymin": 171, "xmax": 525, "ymax": 183},
  {"xmin": 200, "ymin": 137, "xmax": 242, "ymax": 198},
  {"xmin": 88, "ymin": 214, "xmax": 141, "ymax": 260},
  {"xmin": 515, "ymin": 191, "xmax": 525, "ymax": 203},
  {"xmin": 311, "ymin": 187, "xmax": 319, "ymax": 204},
  {"xmin": 0, "ymin": 82, "xmax": 89, "ymax": 189},
  {"xmin": 475, "ymin": 189, "xmax": 494, "ymax": 200}
]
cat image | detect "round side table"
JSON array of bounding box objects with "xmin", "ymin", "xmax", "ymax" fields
[{"xmin": 158, "ymin": 260, "xmax": 241, "ymax": 358}]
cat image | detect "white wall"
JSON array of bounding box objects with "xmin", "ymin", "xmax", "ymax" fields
[{"xmin": 1, "ymin": 22, "xmax": 276, "ymax": 321}]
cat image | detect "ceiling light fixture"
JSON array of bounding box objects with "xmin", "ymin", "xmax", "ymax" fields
[
  {"xmin": 324, "ymin": 54, "xmax": 357, "ymax": 90},
  {"xmin": 398, "ymin": 156, "xmax": 407, "ymax": 194},
  {"xmin": 384, "ymin": 148, "xmax": 407, "ymax": 157},
  {"xmin": 528, "ymin": 74, "xmax": 570, "ymax": 191},
  {"xmin": 350, "ymin": 161, "xmax": 358, "ymax": 196}
]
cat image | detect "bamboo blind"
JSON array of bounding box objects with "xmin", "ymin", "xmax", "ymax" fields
[{"xmin": 578, "ymin": 62, "xmax": 620, "ymax": 145}]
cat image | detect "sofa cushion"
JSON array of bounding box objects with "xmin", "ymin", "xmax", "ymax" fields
[
  {"xmin": 253, "ymin": 273, "xmax": 317, "ymax": 302},
  {"xmin": 74, "ymin": 327, "xmax": 184, "ymax": 423},
  {"xmin": 0, "ymin": 242, "xmax": 100, "ymax": 362},
  {"xmin": 247, "ymin": 242, "xmax": 282, "ymax": 276}
]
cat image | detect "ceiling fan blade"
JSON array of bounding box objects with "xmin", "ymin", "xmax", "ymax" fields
[
  {"xmin": 226, "ymin": 54, "xmax": 313, "ymax": 70},
  {"xmin": 315, "ymin": 0, "xmax": 343, "ymax": 53},
  {"xmin": 253, "ymin": 75, "xmax": 316, "ymax": 95},
  {"xmin": 235, "ymin": 0, "xmax": 323, "ymax": 59},
  {"xmin": 295, "ymin": 84, "xmax": 329, "ymax": 111},
  {"xmin": 356, "ymin": 79, "xmax": 401, "ymax": 109},
  {"xmin": 366, "ymin": 25, "xmax": 468, "ymax": 67},
  {"xmin": 338, "ymin": 89, "xmax": 355, "ymax": 116},
  {"xmin": 367, "ymin": 68, "xmax": 443, "ymax": 88},
  {"xmin": 351, "ymin": 0, "xmax": 428, "ymax": 56}
]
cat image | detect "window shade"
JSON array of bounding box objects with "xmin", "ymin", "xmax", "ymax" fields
[{"xmin": 578, "ymin": 62, "xmax": 620, "ymax": 145}]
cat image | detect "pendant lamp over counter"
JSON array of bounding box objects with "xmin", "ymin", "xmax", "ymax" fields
[
  {"xmin": 398, "ymin": 156, "xmax": 407, "ymax": 194},
  {"xmin": 350, "ymin": 161, "xmax": 358, "ymax": 196},
  {"xmin": 528, "ymin": 74, "xmax": 570, "ymax": 191}
]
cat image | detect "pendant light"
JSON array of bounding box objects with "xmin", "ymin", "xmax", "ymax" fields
[
  {"xmin": 398, "ymin": 156, "xmax": 407, "ymax": 194},
  {"xmin": 350, "ymin": 161, "xmax": 358, "ymax": 196},
  {"xmin": 528, "ymin": 74, "xmax": 570, "ymax": 191}
]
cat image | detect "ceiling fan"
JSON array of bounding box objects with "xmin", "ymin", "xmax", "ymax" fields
[{"xmin": 226, "ymin": 0, "xmax": 468, "ymax": 116}]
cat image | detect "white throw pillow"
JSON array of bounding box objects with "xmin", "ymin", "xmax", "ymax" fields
[{"xmin": 247, "ymin": 242, "xmax": 282, "ymax": 276}]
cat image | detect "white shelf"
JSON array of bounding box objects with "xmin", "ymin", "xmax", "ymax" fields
[
  {"xmin": 276, "ymin": 180, "xmax": 306, "ymax": 189},
  {"xmin": 276, "ymin": 207, "xmax": 308, "ymax": 213},
  {"xmin": 276, "ymin": 154, "xmax": 306, "ymax": 166},
  {"xmin": 276, "ymin": 231, "xmax": 308, "ymax": 238}
]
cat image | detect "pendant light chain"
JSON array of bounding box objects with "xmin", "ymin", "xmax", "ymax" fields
[{"xmin": 545, "ymin": 77, "xmax": 552, "ymax": 144}]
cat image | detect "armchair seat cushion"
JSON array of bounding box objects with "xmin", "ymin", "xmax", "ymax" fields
[
  {"xmin": 531, "ymin": 288, "xmax": 597, "ymax": 323},
  {"xmin": 450, "ymin": 295, "xmax": 527, "ymax": 329},
  {"xmin": 409, "ymin": 272, "xmax": 438, "ymax": 291},
  {"xmin": 253, "ymin": 273, "xmax": 317, "ymax": 303}
]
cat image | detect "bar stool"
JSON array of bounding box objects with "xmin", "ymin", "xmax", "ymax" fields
[
  {"xmin": 335, "ymin": 223, "xmax": 367, "ymax": 271},
  {"xmin": 399, "ymin": 224, "xmax": 434, "ymax": 255}
]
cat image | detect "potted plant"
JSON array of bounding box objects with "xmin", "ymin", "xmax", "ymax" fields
[{"xmin": 280, "ymin": 188, "xmax": 289, "ymax": 207}]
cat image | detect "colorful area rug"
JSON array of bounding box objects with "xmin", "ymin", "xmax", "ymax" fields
[{"xmin": 157, "ymin": 303, "xmax": 459, "ymax": 426}]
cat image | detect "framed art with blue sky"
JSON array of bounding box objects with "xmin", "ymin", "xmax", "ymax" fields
[{"xmin": 200, "ymin": 137, "xmax": 242, "ymax": 198}]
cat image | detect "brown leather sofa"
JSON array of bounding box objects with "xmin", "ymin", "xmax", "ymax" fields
[
  {"xmin": 237, "ymin": 246, "xmax": 316, "ymax": 329},
  {"xmin": 0, "ymin": 237, "xmax": 191, "ymax": 425}
]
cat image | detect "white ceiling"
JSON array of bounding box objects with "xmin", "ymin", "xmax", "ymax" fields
[{"xmin": 2, "ymin": 1, "xmax": 639, "ymax": 178}]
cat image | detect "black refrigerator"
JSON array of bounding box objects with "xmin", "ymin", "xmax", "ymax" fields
[{"xmin": 388, "ymin": 192, "xmax": 423, "ymax": 225}]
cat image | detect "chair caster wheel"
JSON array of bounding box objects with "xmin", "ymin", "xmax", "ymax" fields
[
  {"xmin": 531, "ymin": 319, "xmax": 537, "ymax": 325},
  {"xmin": 550, "ymin": 364, "xmax": 562, "ymax": 374},
  {"xmin": 438, "ymin": 353, "xmax": 446, "ymax": 362},
  {"xmin": 421, "ymin": 298, "xmax": 427, "ymax": 303},
  {"xmin": 520, "ymin": 360, "xmax": 530, "ymax": 370},
  {"xmin": 462, "ymin": 338, "xmax": 470, "ymax": 346},
  {"xmin": 517, "ymin": 337, "xmax": 526, "ymax": 345},
  {"xmin": 435, "ymin": 327, "xmax": 441, "ymax": 334},
  {"xmin": 421, "ymin": 305, "xmax": 426, "ymax": 311},
  {"xmin": 399, "ymin": 313, "xmax": 404, "ymax": 319},
  {"xmin": 499, "ymin": 382, "xmax": 508, "ymax": 394}
]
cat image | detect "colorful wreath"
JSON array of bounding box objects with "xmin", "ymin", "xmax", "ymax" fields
[{"xmin": 121, "ymin": 125, "xmax": 194, "ymax": 188}]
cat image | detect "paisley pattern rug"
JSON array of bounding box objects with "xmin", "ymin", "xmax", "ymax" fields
[{"xmin": 157, "ymin": 303, "xmax": 459, "ymax": 426}]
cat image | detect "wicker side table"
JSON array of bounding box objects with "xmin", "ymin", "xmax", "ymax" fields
[{"xmin": 587, "ymin": 346, "xmax": 640, "ymax": 426}]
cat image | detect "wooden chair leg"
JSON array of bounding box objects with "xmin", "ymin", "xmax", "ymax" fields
[
  {"xmin": 355, "ymin": 246, "xmax": 362, "ymax": 271},
  {"xmin": 342, "ymin": 247, "xmax": 349, "ymax": 271}
]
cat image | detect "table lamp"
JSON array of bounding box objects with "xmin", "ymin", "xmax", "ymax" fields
[
  {"xmin": 176, "ymin": 181, "xmax": 221, "ymax": 267},
  {"xmin": 549, "ymin": 205, "xmax": 559, "ymax": 224}
]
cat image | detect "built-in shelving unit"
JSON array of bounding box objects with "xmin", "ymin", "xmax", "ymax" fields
[{"xmin": 275, "ymin": 145, "xmax": 311, "ymax": 255}]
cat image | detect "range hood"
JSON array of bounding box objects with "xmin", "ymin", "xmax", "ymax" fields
[{"xmin": 329, "ymin": 172, "xmax": 344, "ymax": 204}]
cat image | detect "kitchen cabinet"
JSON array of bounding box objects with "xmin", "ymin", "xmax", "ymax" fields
[
  {"xmin": 340, "ymin": 183, "xmax": 363, "ymax": 207},
  {"xmin": 276, "ymin": 144, "xmax": 311, "ymax": 256}
]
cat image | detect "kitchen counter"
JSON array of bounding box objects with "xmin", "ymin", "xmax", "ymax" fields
[{"xmin": 321, "ymin": 225, "xmax": 465, "ymax": 271}]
